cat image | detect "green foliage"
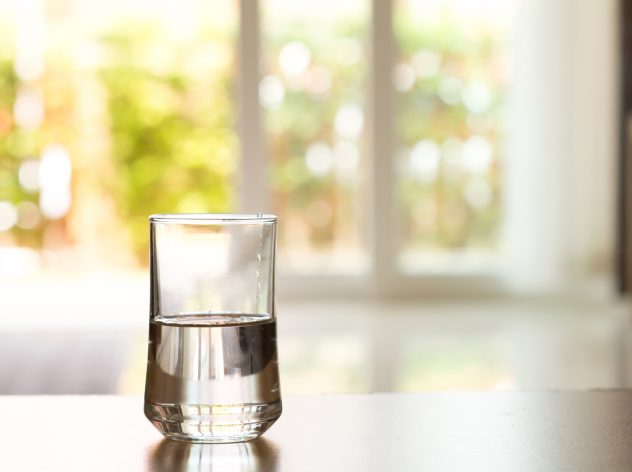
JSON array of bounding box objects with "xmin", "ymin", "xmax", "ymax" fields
[
  {"xmin": 98, "ymin": 24, "xmax": 237, "ymax": 261},
  {"xmin": 264, "ymin": 18, "xmax": 367, "ymax": 249},
  {"xmin": 0, "ymin": 59, "xmax": 19, "ymax": 201},
  {"xmin": 395, "ymin": 13, "xmax": 505, "ymax": 250},
  {"xmin": 0, "ymin": 57, "xmax": 45, "ymax": 248}
]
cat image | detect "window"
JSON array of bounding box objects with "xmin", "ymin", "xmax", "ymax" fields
[{"xmin": 7, "ymin": 0, "xmax": 599, "ymax": 301}]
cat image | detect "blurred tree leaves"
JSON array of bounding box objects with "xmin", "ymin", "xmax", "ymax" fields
[
  {"xmin": 395, "ymin": 13, "xmax": 505, "ymax": 250},
  {"xmin": 98, "ymin": 24, "xmax": 237, "ymax": 261}
]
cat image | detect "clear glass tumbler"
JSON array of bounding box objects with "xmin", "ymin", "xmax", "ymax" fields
[{"xmin": 144, "ymin": 214, "xmax": 282, "ymax": 443}]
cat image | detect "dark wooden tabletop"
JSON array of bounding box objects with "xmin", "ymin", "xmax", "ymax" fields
[{"xmin": 3, "ymin": 392, "xmax": 632, "ymax": 471}]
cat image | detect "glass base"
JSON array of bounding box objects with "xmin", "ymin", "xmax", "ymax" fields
[{"xmin": 145, "ymin": 401, "xmax": 282, "ymax": 444}]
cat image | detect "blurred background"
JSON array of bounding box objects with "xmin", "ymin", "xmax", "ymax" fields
[{"xmin": 0, "ymin": 0, "xmax": 628, "ymax": 394}]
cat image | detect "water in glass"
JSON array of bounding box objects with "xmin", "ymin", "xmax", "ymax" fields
[{"xmin": 144, "ymin": 313, "xmax": 281, "ymax": 443}]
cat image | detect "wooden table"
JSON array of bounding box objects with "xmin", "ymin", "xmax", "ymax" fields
[{"xmin": 3, "ymin": 392, "xmax": 632, "ymax": 471}]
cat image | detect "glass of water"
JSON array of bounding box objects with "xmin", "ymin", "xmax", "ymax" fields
[{"xmin": 144, "ymin": 214, "xmax": 281, "ymax": 443}]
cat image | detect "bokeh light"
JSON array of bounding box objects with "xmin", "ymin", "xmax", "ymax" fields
[
  {"xmin": 0, "ymin": 202, "xmax": 18, "ymax": 232},
  {"xmin": 18, "ymin": 160, "xmax": 40, "ymax": 192},
  {"xmin": 13, "ymin": 90, "xmax": 44, "ymax": 129},
  {"xmin": 305, "ymin": 142, "xmax": 334, "ymax": 176},
  {"xmin": 259, "ymin": 75, "xmax": 286, "ymax": 110},
  {"xmin": 410, "ymin": 140, "xmax": 441, "ymax": 182},
  {"xmin": 279, "ymin": 42, "xmax": 311, "ymax": 78},
  {"xmin": 393, "ymin": 62, "xmax": 416, "ymax": 92},
  {"xmin": 334, "ymin": 104, "xmax": 364, "ymax": 140},
  {"xmin": 16, "ymin": 201, "xmax": 40, "ymax": 230},
  {"xmin": 462, "ymin": 136, "xmax": 493, "ymax": 174}
]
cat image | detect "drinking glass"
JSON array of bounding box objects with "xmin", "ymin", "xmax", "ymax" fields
[{"xmin": 144, "ymin": 214, "xmax": 281, "ymax": 443}]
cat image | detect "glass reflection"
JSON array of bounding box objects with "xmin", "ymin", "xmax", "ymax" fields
[{"xmin": 148, "ymin": 438, "xmax": 279, "ymax": 472}]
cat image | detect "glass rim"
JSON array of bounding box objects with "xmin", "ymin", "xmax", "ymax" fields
[{"xmin": 149, "ymin": 213, "xmax": 277, "ymax": 225}]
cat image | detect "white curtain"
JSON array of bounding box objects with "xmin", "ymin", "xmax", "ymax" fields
[{"xmin": 503, "ymin": 0, "xmax": 618, "ymax": 295}]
